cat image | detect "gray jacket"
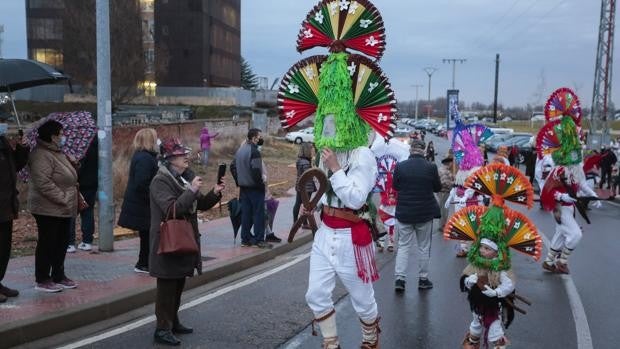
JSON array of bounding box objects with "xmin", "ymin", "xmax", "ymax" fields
[
  {"xmin": 232, "ymin": 142, "xmax": 264, "ymax": 190},
  {"xmin": 149, "ymin": 165, "xmax": 221, "ymax": 279}
]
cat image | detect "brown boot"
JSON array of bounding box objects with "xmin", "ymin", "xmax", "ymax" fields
[
  {"xmin": 0, "ymin": 293, "xmax": 6, "ymax": 303},
  {"xmin": 360, "ymin": 317, "xmax": 381, "ymax": 349},
  {"xmin": 555, "ymin": 262, "xmax": 570, "ymax": 274},
  {"xmin": 312, "ymin": 310, "xmax": 340, "ymax": 349},
  {"xmin": 542, "ymin": 261, "xmax": 557, "ymax": 273},
  {"xmin": 492, "ymin": 336, "xmax": 509, "ymax": 348},
  {"xmin": 462, "ymin": 332, "xmax": 480, "ymax": 349}
]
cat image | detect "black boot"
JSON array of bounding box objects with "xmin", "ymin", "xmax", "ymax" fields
[
  {"xmin": 172, "ymin": 323, "xmax": 194, "ymax": 334},
  {"xmin": 154, "ymin": 329, "xmax": 181, "ymax": 346}
]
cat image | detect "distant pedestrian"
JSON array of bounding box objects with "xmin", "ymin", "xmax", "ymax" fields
[
  {"xmin": 425, "ymin": 140, "xmax": 436, "ymax": 162},
  {"xmin": 199, "ymin": 126, "xmax": 219, "ymax": 167},
  {"xmin": 231, "ymin": 129, "xmax": 270, "ymax": 248},
  {"xmin": 600, "ymin": 146, "xmax": 617, "ymax": 190},
  {"xmin": 118, "ymin": 128, "xmax": 160, "ymax": 274},
  {"xmin": 67, "ymin": 137, "xmax": 98, "ymax": 253},
  {"xmin": 437, "ymin": 154, "xmax": 454, "ymax": 231},
  {"xmin": 393, "ymin": 139, "xmax": 441, "ymax": 292},
  {"xmin": 0, "ymin": 124, "xmax": 29, "ymax": 302},
  {"xmin": 28, "ymin": 120, "xmax": 78, "ymax": 293},
  {"xmin": 150, "ymin": 138, "xmax": 224, "ymax": 346},
  {"xmin": 292, "ymin": 142, "xmax": 316, "ymax": 224}
]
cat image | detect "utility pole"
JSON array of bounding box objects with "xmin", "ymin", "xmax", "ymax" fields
[
  {"xmin": 411, "ymin": 84, "xmax": 423, "ymax": 121},
  {"xmin": 591, "ymin": 0, "xmax": 616, "ymax": 148},
  {"xmin": 493, "ymin": 54, "xmax": 500, "ymax": 124},
  {"xmin": 0, "ymin": 25, "xmax": 4, "ymax": 58},
  {"xmin": 96, "ymin": 0, "xmax": 114, "ymax": 251},
  {"xmin": 442, "ymin": 58, "xmax": 467, "ymax": 89},
  {"xmin": 424, "ymin": 67, "xmax": 438, "ymax": 118}
]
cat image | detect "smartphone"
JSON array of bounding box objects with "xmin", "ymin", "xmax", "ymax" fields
[{"xmin": 217, "ymin": 163, "xmax": 227, "ymax": 184}]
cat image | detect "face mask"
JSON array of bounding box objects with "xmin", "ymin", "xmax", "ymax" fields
[
  {"xmin": 257, "ymin": 146, "xmax": 263, "ymax": 152},
  {"xmin": 59, "ymin": 136, "xmax": 67, "ymax": 147},
  {"xmin": 0, "ymin": 123, "xmax": 7, "ymax": 136},
  {"xmin": 257, "ymin": 138, "xmax": 264, "ymax": 146},
  {"xmin": 156, "ymin": 138, "xmax": 162, "ymax": 147}
]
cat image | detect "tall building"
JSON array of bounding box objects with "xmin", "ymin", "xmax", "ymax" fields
[{"xmin": 25, "ymin": 0, "xmax": 241, "ymax": 89}]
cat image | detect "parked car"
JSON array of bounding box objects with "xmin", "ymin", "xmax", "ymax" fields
[
  {"xmin": 285, "ymin": 127, "xmax": 314, "ymax": 144},
  {"xmin": 488, "ymin": 133, "xmax": 532, "ymax": 152},
  {"xmin": 485, "ymin": 132, "xmax": 532, "ymax": 152}
]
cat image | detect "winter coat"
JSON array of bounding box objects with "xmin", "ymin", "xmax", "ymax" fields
[
  {"xmin": 393, "ymin": 154, "xmax": 441, "ymax": 224},
  {"xmin": 118, "ymin": 150, "xmax": 159, "ymax": 231},
  {"xmin": 149, "ymin": 165, "xmax": 221, "ymax": 279},
  {"xmin": 77, "ymin": 138, "xmax": 98, "ymax": 191},
  {"xmin": 438, "ymin": 164, "xmax": 455, "ymax": 193},
  {"xmin": 199, "ymin": 129, "xmax": 218, "ymax": 150},
  {"xmin": 295, "ymin": 157, "xmax": 316, "ymax": 193},
  {"xmin": 27, "ymin": 139, "xmax": 78, "ymax": 218},
  {"xmin": 232, "ymin": 142, "xmax": 264, "ymax": 190},
  {"xmin": 0, "ymin": 136, "xmax": 29, "ymax": 223}
]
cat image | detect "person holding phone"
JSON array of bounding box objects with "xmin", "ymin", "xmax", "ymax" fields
[{"xmin": 149, "ymin": 138, "xmax": 224, "ymax": 346}]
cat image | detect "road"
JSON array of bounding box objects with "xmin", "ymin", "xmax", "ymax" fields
[{"xmin": 20, "ymin": 134, "xmax": 620, "ymax": 349}]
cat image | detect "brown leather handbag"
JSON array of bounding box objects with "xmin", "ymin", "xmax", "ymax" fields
[{"xmin": 157, "ymin": 203, "xmax": 199, "ymax": 255}]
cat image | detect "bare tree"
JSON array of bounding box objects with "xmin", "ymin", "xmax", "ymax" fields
[{"xmin": 63, "ymin": 0, "xmax": 144, "ymax": 105}]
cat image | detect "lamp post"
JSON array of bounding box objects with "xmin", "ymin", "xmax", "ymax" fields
[
  {"xmin": 411, "ymin": 84, "xmax": 423, "ymax": 122},
  {"xmin": 424, "ymin": 67, "xmax": 438, "ymax": 118}
]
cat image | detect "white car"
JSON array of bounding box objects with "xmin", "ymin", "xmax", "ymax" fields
[{"xmin": 285, "ymin": 127, "xmax": 314, "ymax": 144}]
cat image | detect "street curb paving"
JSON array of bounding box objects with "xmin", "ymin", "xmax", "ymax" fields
[{"xmin": 1, "ymin": 231, "xmax": 313, "ymax": 348}]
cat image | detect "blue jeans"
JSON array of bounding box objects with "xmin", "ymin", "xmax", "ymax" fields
[
  {"xmin": 240, "ymin": 187, "xmax": 265, "ymax": 244},
  {"xmin": 69, "ymin": 188, "xmax": 96, "ymax": 245},
  {"xmin": 202, "ymin": 149, "xmax": 210, "ymax": 167}
]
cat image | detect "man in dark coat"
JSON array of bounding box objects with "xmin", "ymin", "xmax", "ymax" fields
[
  {"xmin": 68, "ymin": 138, "xmax": 98, "ymax": 252},
  {"xmin": 393, "ymin": 139, "xmax": 441, "ymax": 292},
  {"xmin": 0, "ymin": 124, "xmax": 29, "ymax": 302},
  {"xmin": 600, "ymin": 146, "xmax": 617, "ymax": 190}
]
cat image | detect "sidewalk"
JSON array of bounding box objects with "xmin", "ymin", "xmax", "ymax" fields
[{"xmin": 0, "ymin": 192, "xmax": 311, "ymax": 348}]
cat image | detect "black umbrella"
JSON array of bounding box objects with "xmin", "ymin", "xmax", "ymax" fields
[{"xmin": 0, "ymin": 59, "xmax": 69, "ymax": 128}]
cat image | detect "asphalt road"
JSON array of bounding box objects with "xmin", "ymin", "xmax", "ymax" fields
[{"xmin": 24, "ymin": 134, "xmax": 620, "ymax": 349}]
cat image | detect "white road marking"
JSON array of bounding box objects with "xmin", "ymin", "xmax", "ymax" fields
[
  {"xmin": 604, "ymin": 200, "xmax": 620, "ymax": 208},
  {"xmin": 56, "ymin": 252, "xmax": 311, "ymax": 349},
  {"xmin": 540, "ymin": 233, "xmax": 593, "ymax": 349}
]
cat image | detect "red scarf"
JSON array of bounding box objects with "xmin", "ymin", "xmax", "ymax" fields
[{"xmin": 323, "ymin": 214, "xmax": 379, "ymax": 283}]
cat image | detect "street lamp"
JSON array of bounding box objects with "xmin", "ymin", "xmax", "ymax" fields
[
  {"xmin": 411, "ymin": 84, "xmax": 423, "ymax": 122},
  {"xmin": 424, "ymin": 67, "xmax": 438, "ymax": 118}
]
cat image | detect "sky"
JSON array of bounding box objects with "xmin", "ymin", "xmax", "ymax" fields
[{"xmin": 0, "ymin": 0, "xmax": 617, "ymax": 108}]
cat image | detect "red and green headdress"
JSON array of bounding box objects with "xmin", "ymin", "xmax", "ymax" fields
[{"xmin": 537, "ymin": 88, "xmax": 583, "ymax": 165}]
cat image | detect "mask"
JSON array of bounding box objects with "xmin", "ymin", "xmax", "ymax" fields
[
  {"xmin": 157, "ymin": 138, "xmax": 162, "ymax": 147},
  {"xmin": 322, "ymin": 114, "xmax": 336, "ymax": 138},
  {"xmin": 0, "ymin": 123, "xmax": 7, "ymax": 136},
  {"xmin": 257, "ymin": 138, "xmax": 264, "ymax": 146},
  {"xmin": 59, "ymin": 136, "xmax": 67, "ymax": 147},
  {"xmin": 257, "ymin": 146, "xmax": 263, "ymax": 152}
]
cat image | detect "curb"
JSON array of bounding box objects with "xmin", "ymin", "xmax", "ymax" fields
[{"xmin": 1, "ymin": 232, "xmax": 313, "ymax": 348}]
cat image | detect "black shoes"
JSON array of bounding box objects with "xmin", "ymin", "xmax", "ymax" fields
[
  {"xmin": 418, "ymin": 278, "xmax": 433, "ymax": 290},
  {"xmin": 253, "ymin": 241, "xmax": 273, "ymax": 249},
  {"xmin": 265, "ymin": 234, "xmax": 282, "ymax": 243},
  {"xmin": 154, "ymin": 329, "xmax": 181, "ymax": 346},
  {"xmin": 394, "ymin": 279, "xmax": 406, "ymax": 293},
  {"xmin": 0, "ymin": 284, "xmax": 19, "ymax": 297},
  {"xmin": 172, "ymin": 323, "xmax": 194, "ymax": 334}
]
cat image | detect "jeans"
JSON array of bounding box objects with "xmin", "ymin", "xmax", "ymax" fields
[
  {"xmin": 240, "ymin": 187, "xmax": 265, "ymax": 244},
  {"xmin": 69, "ymin": 188, "xmax": 96, "ymax": 245},
  {"xmin": 34, "ymin": 215, "xmax": 71, "ymax": 283},
  {"xmin": 0, "ymin": 220, "xmax": 13, "ymax": 282},
  {"xmin": 202, "ymin": 149, "xmax": 210, "ymax": 167},
  {"xmin": 395, "ymin": 220, "xmax": 433, "ymax": 280},
  {"xmin": 600, "ymin": 166, "xmax": 613, "ymax": 189},
  {"xmin": 305, "ymin": 224, "xmax": 378, "ymax": 322}
]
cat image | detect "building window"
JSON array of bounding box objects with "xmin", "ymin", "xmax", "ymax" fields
[
  {"xmin": 28, "ymin": 18, "xmax": 63, "ymax": 40},
  {"xmin": 29, "ymin": 0, "xmax": 64, "ymax": 9},
  {"xmin": 221, "ymin": 5, "xmax": 239, "ymax": 28},
  {"xmin": 139, "ymin": 0, "xmax": 154, "ymax": 12},
  {"xmin": 31, "ymin": 48, "xmax": 64, "ymax": 68}
]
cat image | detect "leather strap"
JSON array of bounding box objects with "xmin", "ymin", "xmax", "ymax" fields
[{"xmin": 322, "ymin": 206, "xmax": 362, "ymax": 223}]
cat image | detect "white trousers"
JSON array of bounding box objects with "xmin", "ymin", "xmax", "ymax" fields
[
  {"xmin": 469, "ymin": 312, "xmax": 504, "ymax": 342},
  {"xmin": 305, "ymin": 223, "xmax": 378, "ymax": 323},
  {"xmin": 550, "ymin": 205, "xmax": 582, "ymax": 250},
  {"xmin": 394, "ymin": 220, "xmax": 433, "ymax": 280}
]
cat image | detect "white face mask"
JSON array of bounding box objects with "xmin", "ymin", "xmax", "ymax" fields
[
  {"xmin": 59, "ymin": 135, "xmax": 67, "ymax": 147},
  {"xmin": 156, "ymin": 138, "xmax": 162, "ymax": 147}
]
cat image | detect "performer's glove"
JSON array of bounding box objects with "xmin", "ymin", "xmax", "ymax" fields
[
  {"xmin": 464, "ymin": 274, "xmax": 478, "ymax": 289},
  {"xmin": 482, "ymin": 285, "xmax": 498, "ymax": 297},
  {"xmin": 592, "ymin": 200, "xmax": 603, "ymax": 209},
  {"xmin": 559, "ymin": 193, "xmax": 577, "ymax": 203}
]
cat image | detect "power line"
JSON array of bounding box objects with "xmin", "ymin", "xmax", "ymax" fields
[
  {"xmin": 476, "ymin": 0, "xmax": 540, "ymax": 50},
  {"xmin": 469, "ymin": 0, "xmax": 522, "ymax": 48}
]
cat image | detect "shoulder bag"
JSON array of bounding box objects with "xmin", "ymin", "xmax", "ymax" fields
[{"xmin": 158, "ymin": 203, "xmax": 200, "ymax": 255}]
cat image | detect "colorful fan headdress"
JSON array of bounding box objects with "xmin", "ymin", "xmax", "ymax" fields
[
  {"xmin": 537, "ymin": 88, "xmax": 583, "ymax": 166},
  {"xmin": 444, "ymin": 163, "xmax": 542, "ymax": 271},
  {"xmin": 278, "ymin": 0, "xmax": 397, "ymax": 151}
]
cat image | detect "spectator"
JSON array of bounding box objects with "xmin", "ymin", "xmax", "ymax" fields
[
  {"xmin": 118, "ymin": 128, "xmax": 160, "ymax": 273},
  {"xmin": 425, "ymin": 140, "xmax": 436, "ymax": 162},
  {"xmin": 0, "ymin": 124, "xmax": 29, "ymax": 302},
  {"xmin": 67, "ymin": 137, "xmax": 98, "ymax": 253},
  {"xmin": 292, "ymin": 142, "xmax": 316, "ymax": 224},
  {"xmin": 600, "ymin": 146, "xmax": 617, "ymax": 190},
  {"xmin": 393, "ymin": 139, "xmax": 441, "ymax": 292},
  {"xmin": 231, "ymin": 129, "xmax": 270, "ymax": 248},
  {"xmin": 495, "ymin": 146, "xmax": 511, "ymax": 166},
  {"xmin": 437, "ymin": 154, "xmax": 454, "ymax": 232},
  {"xmin": 199, "ymin": 126, "xmax": 219, "ymax": 167},
  {"xmin": 261, "ymin": 159, "xmax": 282, "ymax": 243},
  {"xmin": 28, "ymin": 120, "xmax": 78, "ymax": 293},
  {"xmin": 149, "ymin": 138, "xmax": 224, "ymax": 346}
]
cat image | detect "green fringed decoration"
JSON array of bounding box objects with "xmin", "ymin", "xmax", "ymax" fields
[
  {"xmin": 314, "ymin": 52, "xmax": 371, "ymax": 151},
  {"xmin": 467, "ymin": 205, "xmax": 512, "ymax": 271},
  {"xmin": 552, "ymin": 116, "xmax": 582, "ymax": 165}
]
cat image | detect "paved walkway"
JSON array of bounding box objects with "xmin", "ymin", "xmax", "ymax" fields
[{"xmin": 1, "ymin": 191, "xmax": 311, "ymax": 348}]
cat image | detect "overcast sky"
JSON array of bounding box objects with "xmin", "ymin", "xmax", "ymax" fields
[{"xmin": 1, "ymin": 0, "xmax": 617, "ymax": 108}]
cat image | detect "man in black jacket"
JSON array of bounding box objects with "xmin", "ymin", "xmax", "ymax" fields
[
  {"xmin": 0, "ymin": 124, "xmax": 29, "ymax": 302},
  {"xmin": 600, "ymin": 146, "xmax": 617, "ymax": 190},
  {"xmin": 393, "ymin": 139, "xmax": 441, "ymax": 292}
]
